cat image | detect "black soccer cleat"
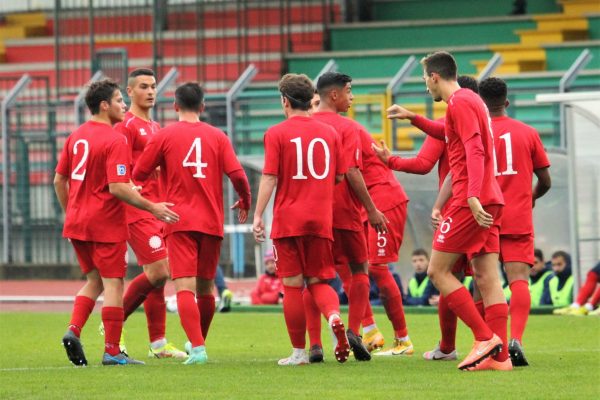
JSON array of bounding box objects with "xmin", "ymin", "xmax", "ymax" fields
[
  {"xmin": 309, "ymin": 344, "xmax": 324, "ymax": 363},
  {"xmin": 347, "ymin": 329, "xmax": 371, "ymax": 361},
  {"xmin": 508, "ymin": 338, "xmax": 529, "ymax": 367},
  {"xmin": 62, "ymin": 330, "xmax": 88, "ymax": 366}
]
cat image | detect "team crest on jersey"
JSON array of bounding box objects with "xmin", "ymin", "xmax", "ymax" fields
[
  {"xmin": 117, "ymin": 164, "xmax": 127, "ymax": 176},
  {"xmin": 139, "ymin": 128, "xmax": 147, "ymax": 136}
]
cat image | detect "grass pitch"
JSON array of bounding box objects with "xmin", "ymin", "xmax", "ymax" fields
[{"xmin": 0, "ymin": 309, "xmax": 598, "ymax": 399}]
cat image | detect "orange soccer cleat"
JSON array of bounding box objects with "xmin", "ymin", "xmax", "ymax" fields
[
  {"xmin": 457, "ymin": 334, "xmax": 502, "ymax": 370},
  {"xmin": 464, "ymin": 356, "xmax": 513, "ymax": 371}
]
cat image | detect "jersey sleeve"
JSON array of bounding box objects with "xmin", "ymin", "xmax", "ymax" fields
[
  {"xmin": 450, "ymin": 98, "xmax": 481, "ymax": 143},
  {"xmin": 343, "ymin": 125, "xmax": 362, "ymax": 170},
  {"xmin": 531, "ymin": 130, "xmax": 550, "ymax": 170},
  {"xmin": 388, "ymin": 136, "xmax": 443, "ymax": 174},
  {"xmin": 132, "ymin": 133, "xmax": 163, "ymax": 181},
  {"xmin": 334, "ymin": 129, "xmax": 346, "ymax": 176},
  {"xmin": 106, "ymin": 135, "xmax": 132, "ymax": 183},
  {"xmin": 55, "ymin": 136, "xmax": 71, "ymax": 176},
  {"xmin": 411, "ymin": 115, "xmax": 445, "ymax": 140},
  {"xmin": 262, "ymin": 128, "xmax": 280, "ymax": 176}
]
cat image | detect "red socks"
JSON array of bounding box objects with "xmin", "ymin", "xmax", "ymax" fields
[
  {"xmin": 282, "ymin": 286, "xmax": 306, "ymax": 349},
  {"xmin": 508, "ymin": 280, "xmax": 530, "ymax": 342},
  {"xmin": 303, "ymin": 289, "xmax": 323, "ymax": 347},
  {"xmin": 446, "ymin": 287, "xmax": 493, "ymax": 341},
  {"xmin": 308, "ymin": 282, "xmax": 341, "ymax": 319},
  {"xmin": 370, "ymin": 266, "xmax": 407, "ymax": 338},
  {"xmin": 197, "ymin": 294, "xmax": 215, "ymax": 340},
  {"xmin": 475, "ymin": 300, "xmax": 485, "ymax": 319},
  {"xmin": 361, "ymin": 302, "xmax": 375, "ymax": 328},
  {"xmin": 590, "ymin": 286, "xmax": 600, "ymax": 307},
  {"xmin": 123, "ymin": 273, "xmax": 155, "ymax": 319},
  {"xmin": 576, "ymin": 271, "xmax": 599, "ymax": 305},
  {"xmin": 485, "ymin": 303, "xmax": 509, "ymax": 362},
  {"xmin": 438, "ymin": 294, "xmax": 457, "ymax": 354},
  {"xmin": 102, "ymin": 306, "xmax": 124, "ymax": 356},
  {"xmin": 348, "ymin": 272, "xmax": 370, "ymax": 333},
  {"xmin": 144, "ymin": 286, "xmax": 166, "ymax": 343},
  {"xmin": 68, "ymin": 295, "xmax": 96, "ymax": 338},
  {"xmin": 177, "ymin": 290, "xmax": 204, "ymax": 347}
]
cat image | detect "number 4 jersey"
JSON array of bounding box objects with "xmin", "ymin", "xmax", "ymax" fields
[
  {"xmin": 133, "ymin": 121, "xmax": 245, "ymax": 238},
  {"xmin": 492, "ymin": 116, "xmax": 550, "ymax": 235},
  {"xmin": 55, "ymin": 120, "xmax": 131, "ymax": 242},
  {"xmin": 263, "ymin": 115, "xmax": 344, "ymax": 240}
]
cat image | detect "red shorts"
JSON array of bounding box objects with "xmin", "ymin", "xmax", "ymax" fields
[
  {"xmin": 499, "ymin": 233, "xmax": 535, "ymax": 266},
  {"xmin": 166, "ymin": 231, "xmax": 222, "ymax": 280},
  {"xmin": 70, "ymin": 239, "xmax": 127, "ymax": 278},
  {"xmin": 364, "ymin": 202, "xmax": 407, "ymax": 264},
  {"xmin": 273, "ymin": 236, "xmax": 336, "ymax": 280},
  {"xmin": 333, "ymin": 228, "xmax": 368, "ymax": 265},
  {"xmin": 128, "ymin": 218, "xmax": 168, "ymax": 266},
  {"xmin": 451, "ymin": 255, "xmax": 473, "ymax": 276},
  {"xmin": 433, "ymin": 204, "xmax": 503, "ymax": 257}
]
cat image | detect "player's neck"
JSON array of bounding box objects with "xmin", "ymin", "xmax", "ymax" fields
[
  {"xmin": 488, "ymin": 108, "xmax": 506, "ymax": 118},
  {"xmin": 178, "ymin": 111, "xmax": 200, "ymax": 123},
  {"xmin": 287, "ymin": 109, "xmax": 309, "ymax": 119},
  {"xmin": 129, "ymin": 104, "xmax": 152, "ymax": 121},
  {"xmin": 90, "ymin": 114, "xmax": 112, "ymax": 126},
  {"xmin": 316, "ymin": 101, "xmax": 337, "ymax": 113},
  {"xmin": 441, "ymin": 81, "xmax": 461, "ymax": 103}
]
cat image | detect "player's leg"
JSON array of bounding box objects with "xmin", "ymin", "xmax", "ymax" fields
[
  {"xmin": 193, "ymin": 233, "xmax": 222, "ymax": 345},
  {"xmin": 589, "ymin": 286, "xmax": 600, "ymax": 310},
  {"xmin": 303, "ymin": 288, "xmax": 324, "ymax": 363},
  {"xmin": 565, "ymin": 269, "xmax": 600, "ymax": 314}
]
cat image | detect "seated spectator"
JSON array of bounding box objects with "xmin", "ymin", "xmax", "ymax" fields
[
  {"xmin": 530, "ymin": 248, "xmax": 553, "ymax": 306},
  {"xmin": 548, "ymin": 250, "xmax": 574, "ymax": 308},
  {"xmin": 250, "ymin": 250, "xmax": 283, "ymax": 305},
  {"xmin": 554, "ymin": 261, "xmax": 600, "ymax": 315},
  {"xmin": 404, "ymin": 249, "xmax": 439, "ymax": 306}
]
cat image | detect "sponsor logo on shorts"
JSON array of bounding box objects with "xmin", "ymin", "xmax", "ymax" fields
[
  {"xmin": 117, "ymin": 164, "xmax": 127, "ymax": 176},
  {"xmin": 377, "ymin": 248, "xmax": 386, "ymax": 257},
  {"xmin": 436, "ymin": 234, "xmax": 445, "ymax": 244},
  {"xmin": 148, "ymin": 235, "xmax": 163, "ymax": 251}
]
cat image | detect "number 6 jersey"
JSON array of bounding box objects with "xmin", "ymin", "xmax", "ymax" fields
[{"xmin": 55, "ymin": 120, "xmax": 131, "ymax": 242}]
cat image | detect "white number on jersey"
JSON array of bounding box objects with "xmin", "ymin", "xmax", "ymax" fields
[
  {"xmin": 495, "ymin": 132, "xmax": 518, "ymax": 176},
  {"xmin": 290, "ymin": 137, "xmax": 330, "ymax": 180},
  {"xmin": 71, "ymin": 139, "xmax": 89, "ymax": 181},
  {"xmin": 182, "ymin": 137, "xmax": 208, "ymax": 178}
]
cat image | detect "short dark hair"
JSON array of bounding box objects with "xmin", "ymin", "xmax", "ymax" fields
[
  {"xmin": 551, "ymin": 250, "xmax": 571, "ymax": 264},
  {"xmin": 316, "ymin": 72, "xmax": 352, "ymax": 96},
  {"xmin": 534, "ymin": 248, "xmax": 544, "ymax": 261},
  {"xmin": 412, "ymin": 248, "xmax": 429, "ymax": 258},
  {"xmin": 457, "ymin": 75, "xmax": 479, "ymax": 94},
  {"xmin": 128, "ymin": 68, "xmax": 156, "ymax": 87},
  {"xmin": 85, "ymin": 78, "xmax": 120, "ymax": 115},
  {"xmin": 420, "ymin": 51, "xmax": 457, "ymax": 80},
  {"xmin": 175, "ymin": 82, "xmax": 205, "ymax": 112},
  {"xmin": 479, "ymin": 77, "xmax": 507, "ymax": 109},
  {"xmin": 278, "ymin": 73, "xmax": 314, "ymax": 111}
]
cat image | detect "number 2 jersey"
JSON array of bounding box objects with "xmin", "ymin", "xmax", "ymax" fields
[
  {"xmin": 133, "ymin": 121, "xmax": 245, "ymax": 238},
  {"xmin": 492, "ymin": 116, "xmax": 550, "ymax": 235},
  {"xmin": 55, "ymin": 120, "xmax": 131, "ymax": 242},
  {"xmin": 262, "ymin": 115, "xmax": 344, "ymax": 240}
]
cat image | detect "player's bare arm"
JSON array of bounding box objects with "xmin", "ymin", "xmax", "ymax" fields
[
  {"xmin": 53, "ymin": 173, "xmax": 69, "ymax": 212},
  {"xmin": 532, "ymin": 167, "xmax": 551, "ymax": 208},
  {"xmin": 108, "ymin": 182, "xmax": 179, "ymax": 223},
  {"xmin": 371, "ymin": 139, "xmax": 391, "ymax": 165},
  {"xmin": 432, "ymin": 173, "xmax": 452, "ymax": 229},
  {"xmin": 253, "ymin": 174, "xmax": 277, "ymax": 242},
  {"xmin": 386, "ymin": 104, "xmax": 415, "ymax": 120},
  {"xmin": 345, "ymin": 167, "xmax": 388, "ymax": 233}
]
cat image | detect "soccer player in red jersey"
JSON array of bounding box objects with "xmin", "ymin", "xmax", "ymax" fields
[
  {"xmin": 113, "ymin": 69, "xmax": 185, "ymax": 359},
  {"xmin": 253, "ymin": 74, "xmax": 351, "ymax": 365},
  {"xmin": 417, "ymin": 51, "xmax": 509, "ymax": 371},
  {"xmin": 311, "ymin": 72, "xmax": 388, "ymax": 361},
  {"xmin": 133, "ymin": 82, "xmax": 251, "ymax": 365},
  {"xmin": 479, "ymin": 77, "xmax": 551, "ymax": 366},
  {"xmin": 55, "ymin": 79, "xmax": 179, "ymax": 366}
]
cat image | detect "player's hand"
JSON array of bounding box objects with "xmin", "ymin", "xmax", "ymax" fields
[
  {"xmin": 386, "ymin": 104, "xmax": 415, "ymax": 120},
  {"xmin": 467, "ymin": 197, "xmax": 493, "ymax": 228},
  {"xmin": 253, "ymin": 215, "xmax": 265, "ymax": 243},
  {"xmin": 428, "ymin": 294, "xmax": 440, "ymax": 306},
  {"xmin": 431, "ymin": 208, "xmax": 443, "ymax": 230},
  {"xmin": 372, "ymin": 139, "xmax": 391, "ymax": 165},
  {"xmin": 151, "ymin": 202, "xmax": 180, "ymax": 224},
  {"xmin": 230, "ymin": 200, "xmax": 248, "ymax": 223},
  {"xmin": 368, "ymin": 208, "xmax": 389, "ymax": 234}
]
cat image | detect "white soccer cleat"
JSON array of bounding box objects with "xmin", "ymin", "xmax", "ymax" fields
[
  {"xmin": 423, "ymin": 342, "xmax": 458, "ymax": 361},
  {"xmin": 277, "ymin": 349, "xmax": 309, "ymax": 366}
]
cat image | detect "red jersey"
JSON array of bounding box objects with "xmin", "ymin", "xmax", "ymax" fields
[
  {"xmin": 114, "ymin": 111, "xmax": 162, "ymax": 224},
  {"xmin": 312, "ymin": 111, "xmax": 364, "ymax": 231},
  {"xmin": 55, "ymin": 120, "xmax": 131, "ymax": 242},
  {"xmin": 358, "ymin": 128, "xmax": 408, "ymax": 214},
  {"xmin": 133, "ymin": 121, "xmax": 243, "ymax": 238},
  {"xmin": 492, "ymin": 116, "xmax": 550, "ymax": 234},
  {"xmin": 263, "ymin": 115, "xmax": 343, "ymax": 240},
  {"xmin": 445, "ymin": 89, "xmax": 504, "ymax": 207}
]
